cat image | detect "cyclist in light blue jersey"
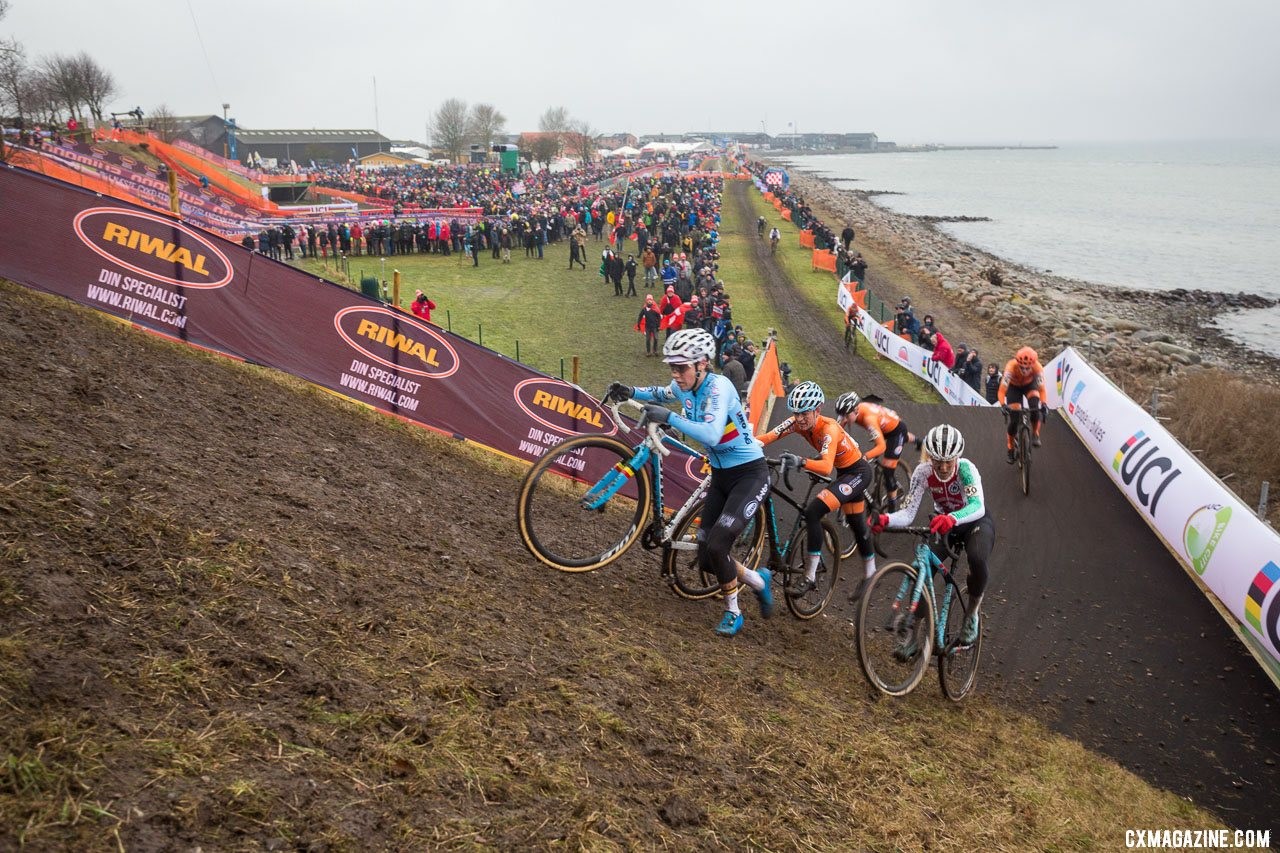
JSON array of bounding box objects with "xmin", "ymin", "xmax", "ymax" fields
[{"xmin": 604, "ymin": 328, "xmax": 773, "ymax": 637}]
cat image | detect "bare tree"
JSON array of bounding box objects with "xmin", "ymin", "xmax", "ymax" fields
[
  {"xmin": 149, "ymin": 104, "xmax": 179, "ymax": 142},
  {"xmin": 429, "ymin": 98, "xmax": 469, "ymax": 164},
  {"xmin": 527, "ymin": 106, "xmax": 570, "ymax": 167},
  {"xmin": 73, "ymin": 52, "xmax": 116, "ymax": 124},
  {"xmin": 36, "ymin": 54, "xmax": 83, "ymax": 121},
  {"xmin": 0, "ymin": 36, "xmax": 30, "ymax": 120},
  {"xmin": 565, "ymin": 118, "xmax": 597, "ymax": 165},
  {"xmin": 467, "ymin": 102, "xmax": 506, "ymax": 155}
]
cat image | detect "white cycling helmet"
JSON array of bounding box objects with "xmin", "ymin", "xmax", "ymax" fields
[
  {"xmin": 923, "ymin": 424, "xmax": 965, "ymax": 462},
  {"xmin": 834, "ymin": 391, "xmax": 861, "ymax": 416},
  {"xmin": 787, "ymin": 381, "xmax": 825, "ymax": 413},
  {"xmin": 662, "ymin": 328, "xmax": 716, "ymax": 365}
]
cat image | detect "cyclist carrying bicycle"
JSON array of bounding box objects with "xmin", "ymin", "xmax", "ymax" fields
[
  {"xmin": 871, "ymin": 424, "xmax": 995, "ymax": 646},
  {"xmin": 755, "ymin": 381, "xmax": 876, "ymax": 597},
  {"xmin": 998, "ymin": 346, "xmax": 1045, "ymax": 463},
  {"xmin": 603, "ymin": 328, "xmax": 774, "ymax": 638},
  {"xmin": 834, "ymin": 391, "xmax": 911, "ymax": 512}
]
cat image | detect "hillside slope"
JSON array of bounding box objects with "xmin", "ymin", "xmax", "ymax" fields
[{"xmin": 0, "ymin": 279, "xmax": 1227, "ymax": 850}]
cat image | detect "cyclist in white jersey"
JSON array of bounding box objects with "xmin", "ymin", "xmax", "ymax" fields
[{"xmin": 871, "ymin": 424, "xmax": 996, "ymax": 646}]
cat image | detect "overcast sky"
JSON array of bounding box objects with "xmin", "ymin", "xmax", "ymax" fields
[{"xmin": 5, "ymin": 0, "xmax": 1279, "ymax": 145}]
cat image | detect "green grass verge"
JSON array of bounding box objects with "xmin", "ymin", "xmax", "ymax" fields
[
  {"xmin": 746, "ymin": 189, "xmax": 936, "ymax": 403},
  {"xmin": 288, "ymin": 177, "xmax": 928, "ymax": 403}
]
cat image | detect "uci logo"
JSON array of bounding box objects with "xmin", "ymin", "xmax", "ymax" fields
[
  {"xmin": 1056, "ymin": 360, "xmax": 1075, "ymax": 398},
  {"xmin": 1112, "ymin": 430, "xmax": 1183, "ymax": 518},
  {"xmin": 334, "ymin": 306, "xmax": 459, "ymax": 379},
  {"xmin": 513, "ymin": 378, "xmax": 615, "ymax": 437},
  {"xmin": 73, "ymin": 207, "xmax": 234, "ymax": 289},
  {"xmin": 1244, "ymin": 562, "xmax": 1280, "ymax": 655}
]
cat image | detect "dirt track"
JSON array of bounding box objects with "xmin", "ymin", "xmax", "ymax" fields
[{"xmin": 735, "ymin": 196, "xmax": 1279, "ymax": 823}]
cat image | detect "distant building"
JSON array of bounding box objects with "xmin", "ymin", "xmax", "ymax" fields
[
  {"xmin": 596, "ymin": 132, "xmax": 638, "ymax": 149},
  {"xmin": 173, "ymin": 115, "xmax": 392, "ymax": 165}
]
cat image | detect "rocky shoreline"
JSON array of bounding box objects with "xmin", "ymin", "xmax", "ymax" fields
[{"xmin": 777, "ymin": 166, "xmax": 1280, "ymax": 386}]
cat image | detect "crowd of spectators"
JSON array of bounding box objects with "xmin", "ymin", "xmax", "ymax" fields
[{"xmin": 892, "ymin": 297, "xmax": 984, "ymax": 392}]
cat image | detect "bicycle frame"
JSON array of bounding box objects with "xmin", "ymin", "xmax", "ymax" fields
[
  {"xmin": 895, "ymin": 536, "xmax": 965, "ymax": 653},
  {"xmin": 757, "ymin": 461, "xmax": 830, "ymax": 568},
  {"xmin": 581, "ymin": 401, "xmax": 710, "ymax": 547}
]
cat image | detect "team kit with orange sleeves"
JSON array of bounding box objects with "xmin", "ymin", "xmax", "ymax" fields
[
  {"xmin": 997, "ymin": 346, "xmax": 1045, "ymax": 463},
  {"xmin": 756, "ymin": 381, "xmax": 878, "ymax": 595},
  {"xmin": 834, "ymin": 392, "xmax": 912, "ymax": 512}
]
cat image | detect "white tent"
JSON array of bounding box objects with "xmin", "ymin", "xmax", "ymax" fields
[{"xmin": 608, "ymin": 145, "xmax": 642, "ymax": 158}]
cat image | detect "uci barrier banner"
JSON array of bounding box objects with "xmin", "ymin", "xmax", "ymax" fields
[
  {"xmin": 841, "ymin": 280, "xmax": 991, "ymax": 408},
  {"xmin": 0, "ymin": 164, "xmax": 704, "ymax": 505},
  {"xmin": 1045, "ymin": 347, "xmax": 1280, "ymax": 671}
]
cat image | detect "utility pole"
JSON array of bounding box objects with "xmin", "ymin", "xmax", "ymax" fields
[{"xmin": 221, "ymin": 103, "xmax": 230, "ymax": 158}]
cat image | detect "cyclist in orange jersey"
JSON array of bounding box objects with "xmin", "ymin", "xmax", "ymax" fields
[
  {"xmin": 833, "ymin": 391, "xmax": 913, "ymax": 512},
  {"xmin": 997, "ymin": 346, "xmax": 1045, "ymax": 463},
  {"xmin": 756, "ymin": 381, "xmax": 876, "ymax": 596}
]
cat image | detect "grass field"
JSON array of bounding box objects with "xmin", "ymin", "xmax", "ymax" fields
[{"xmin": 289, "ymin": 176, "xmax": 935, "ymax": 403}]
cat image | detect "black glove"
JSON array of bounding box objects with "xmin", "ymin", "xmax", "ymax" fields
[
  {"xmin": 780, "ymin": 451, "xmax": 804, "ymax": 470},
  {"xmin": 642, "ymin": 404, "xmax": 672, "ymax": 425},
  {"xmin": 604, "ymin": 382, "xmax": 633, "ymax": 403}
]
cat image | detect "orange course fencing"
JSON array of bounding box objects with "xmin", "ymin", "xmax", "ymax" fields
[
  {"xmin": 811, "ymin": 250, "xmax": 836, "ymax": 272},
  {"xmin": 798, "ymin": 229, "xmax": 814, "ymax": 248}
]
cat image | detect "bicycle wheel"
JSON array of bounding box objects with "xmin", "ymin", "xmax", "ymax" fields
[
  {"xmin": 1018, "ymin": 424, "xmax": 1032, "ymax": 497},
  {"xmin": 867, "ymin": 467, "xmax": 903, "ymax": 558},
  {"xmin": 856, "ymin": 562, "xmax": 935, "ymax": 697},
  {"xmin": 938, "ymin": 582, "xmax": 983, "ymax": 701},
  {"xmin": 783, "ymin": 519, "xmax": 841, "ymax": 619},
  {"xmin": 662, "ymin": 500, "xmax": 764, "ymax": 600},
  {"xmin": 516, "ymin": 434, "xmax": 651, "ymax": 572}
]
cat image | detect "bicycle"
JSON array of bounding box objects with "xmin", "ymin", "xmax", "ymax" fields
[
  {"xmin": 843, "ymin": 311, "xmax": 859, "ymax": 355},
  {"xmin": 833, "ymin": 461, "xmax": 905, "ymax": 562},
  {"xmin": 854, "ymin": 526, "xmax": 983, "ymax": 701},
  {"xmin": 668, "ymin": 456, "xmax": 843, "ymax": 619},
  {"xmin": 1003, "ymin": 406, "xmax": 1034, "ymax": 496},
  {"xmin": 515, "ymin": 400, "xmax": 760, "ymax": 599}
]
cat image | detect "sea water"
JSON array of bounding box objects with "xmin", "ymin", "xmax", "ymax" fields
[{"xmin": 775, "ymin": 141, "xmax": 1280, "ymax": 352}]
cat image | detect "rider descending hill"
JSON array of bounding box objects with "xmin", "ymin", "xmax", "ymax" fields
[
  {"xmin": 604, "ymin": 328, "xmax": 773, "ymax": 638},
  {"xmin": 998, "ymin": 346, "xmax": 1046, "ymax": 464},
  {"xmin": 871, "ymin": 424, "xmax": 995, "ymax": 646}
]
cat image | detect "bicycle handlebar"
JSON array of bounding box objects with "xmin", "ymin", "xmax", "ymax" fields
[
  {"xmin": 607, "ymin": 399, "xmax": 670, "ymax": 457},
  {"xmin": 886, "ymin": 525, "xmax": 965, "ymax": 561}
]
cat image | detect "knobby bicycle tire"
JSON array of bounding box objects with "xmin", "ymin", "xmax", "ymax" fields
[
  {"xmin": 856, "ymin": 562, "xmax": 935, "ymax": 697},
  {"xmin": 1019, "ymin": 423, "xmax": 1032, "ymax": 497},
  {"xmin": 516, "ymin": 434, "xmax": 651, "ymax": 572},
  {"xmin": 938, "ymin": 580, "xmax": 984, "ymax": 702},
  {"xmin": 783, "ymin": 519, "xmax": 841, "ymax": 619},
  {"xmin": 663, "ymin": 500, "xmax": 765, "ymax": 600}
]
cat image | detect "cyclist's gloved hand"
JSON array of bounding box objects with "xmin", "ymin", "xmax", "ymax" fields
[
  {"xmin": 929, "ymin": 514, "xmax": 956, "ymax": 535},
  {"xmin": 642, "ymin": 403, "xmax": 672, "ymax": 425},
  {"xmin": 871, "ymin": 513, "xmax": 889, "ymax": 534},
  {"xmin": 604, "ymin": 382, "xmax": 634, "ymax": 403},
  {"xmin": 780, "ymin": 451, "xmax": 804, "ymax": 471}
]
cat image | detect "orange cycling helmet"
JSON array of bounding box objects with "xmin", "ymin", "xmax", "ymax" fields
[{"xmin": 1016, "ymin": 346, "xmax": 1038, "ymax": 367}]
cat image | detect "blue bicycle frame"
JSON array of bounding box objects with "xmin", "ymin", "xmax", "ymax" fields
[
  {"xmin": 896, "ymin": 538, "xmax": 958, "ymax": 652},
  {"xmin": 581, "ymin": 430, "xmax": 703, "ymax": 515}
]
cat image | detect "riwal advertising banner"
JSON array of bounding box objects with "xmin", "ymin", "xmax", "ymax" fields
[
  {"xmin": 840, "ymin": 282, "xmax": 991, "ymax": 408},
  {"xmin": 1045, "ymin": 347, "xmax": 1280, "ymax": 669},
  {"xmin": 0, "ymin": 165, "xmax": 705, "ymax": 507}
]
